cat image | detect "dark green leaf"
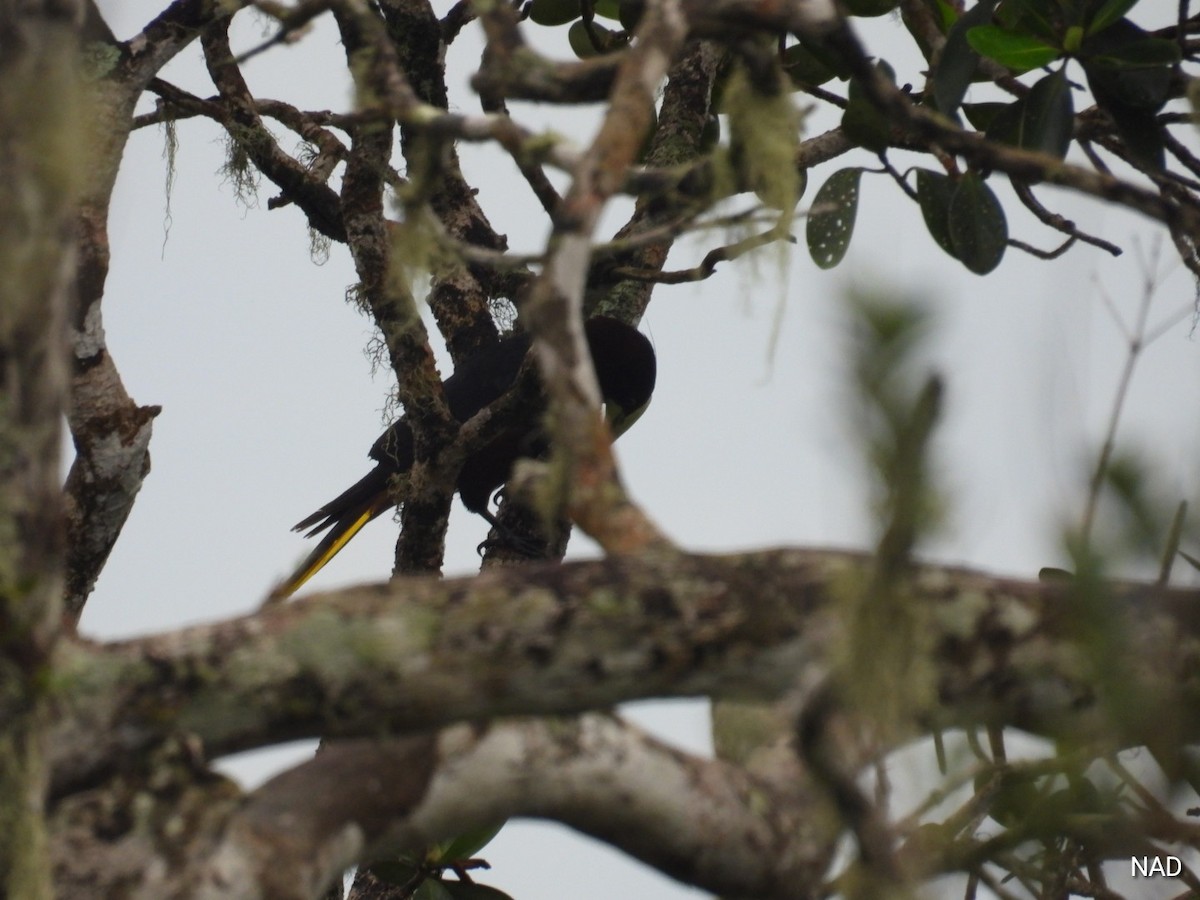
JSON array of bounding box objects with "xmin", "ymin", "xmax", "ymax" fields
[
  {"xmin": 932, "ymin": 0, "xmax": 958, "ymax": 30},
  {"xmin": 618, "ymin": 0, "xmax": 645, "ymax": 30},
  {"xmin": 948, "ymin": 173, "xmax": 1007, "ymax": 274},
  {"xmin": 996, "ymin": 0, "xmax": 1061, "ymax": 42},
  {"xmin": 796, "ymin": 34, "xmax": 854, "ymax": 80},
  {"xmin": 1081, "ymin": 20, "xmax": 1177, "ymax": 109},
  {"xmin": 807, "ymin": 168, "xmax": 863, "ymax": 269},
  {"xmin": 965, "ymin": 25, "xmax": 1060, "ymax": 71},
  {"xmin": 436, "ymin": 822, "xmax": 505, "ymax": 864},
  {"xmin": 567, "ymin": 19, "xmax": 600, "ymax": 57},
  {"xmin": 982, "ymin": 99, "xmax": 1024, "ymax": 145},
  {"xmin": 1089, "ymin": 36, "xmax": 1181, "ymax": 67},
  {"xmin": 443, "ymin": 883, "xmax": 517, "ymax": 900},
  {"xmin": 414, "ymin": 880, "xmax": 456, "ymax": 900},
  {"xmin": 567, "ymin": 20, "xmax": 622, "ymax": 57},
  {"xmin": 914, "ymin": 169, "xmax": 958, "ymax": 258},
  {"xmin": 1004, "ymin": 68, "xmax": 1074, "ymax": 157},
  {"xmin": 593, "ymin": 0, "xmax": 622, "ymax": 20},
  {"xmin": 1086, "ymin": 0, "xmax": 1139, "ymax": 35},
  {"xmin": 368, "ymin": 862, "xmax": 422, "ymax": 887},
  {"xmin": 1082, "ymin": 24, "xmax": 1169, "ymax": 167},
  {"xmin": 933, "ymin": 0, "xmax": 997, "ymax": 115},
  {"xmin": 783, "ymin": 42, "xmax": 836, "ymax": 87},
  {"xmin": 842, "ymin": 61, "xmax": 895, "ymax": 152},
  {"xmin": 1088, "ymin": 84, "xmax": 1165, "ymax": 164},
  {"xmin": 961, "ymin": 101, "xmax": 1009, "ymax": 129},
  {"xmin": 1085, "ymin": 58, "xmax": 1171, "ymax": 110},
  {"xmin": 529, "ymin": 0, "xmax": 581, "ymax": 26}
]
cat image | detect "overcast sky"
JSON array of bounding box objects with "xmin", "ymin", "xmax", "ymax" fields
[{"xmin": 85, "ymin": 3, "xmax": 1200, "ymax": 898}]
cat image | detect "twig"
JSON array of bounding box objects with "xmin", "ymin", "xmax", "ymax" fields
[
  {"xmin": 1008, "ymin": 235, "xmax": 1076, "ymax": 260},
  {"xmin": 612, "ymin": 226, "xmax": 793, "ymax": 283},
  {"xmin": 880, "ymin": 154, "xmax": 918, "ymax": 200},
  {"xmin": 235, "ymin": 0, "xmax": 331, "ymax": 66},
  {"xmin": 1012, "ymin": 181, "xmax": 1123, "ymax": 257},
  {"xmin": 1080, "ymin": 239, "xmax": 1163, "ymax": 544}
]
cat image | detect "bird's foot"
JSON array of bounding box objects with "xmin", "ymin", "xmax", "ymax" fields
[{"xmin": 475, "ymin": 531, "xmax": 546, "ymax": 560}]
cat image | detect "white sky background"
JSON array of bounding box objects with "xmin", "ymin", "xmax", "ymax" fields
[{"xmin": 86, "ymin": 2, "xmax": 1200, "ymax": 898}]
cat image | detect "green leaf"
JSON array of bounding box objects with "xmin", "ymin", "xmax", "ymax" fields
[
  {"xmin": 996, "ymin": 0, "xmax": 1062, "ymax": 42},
  {"xmin": 568, "ymin": 19, "xmax": 600, "ymax": 57},
  {"xmin": 529, "ymin": 0, "xmax": 581, "ymax": 26},
  {"xmin": 368, "ymin": 861, "xmax": 422, "ymax": 887},
  {"xmin": 618, "ymin": 0, "xmax": 645, "ymax": 30},
  {"xmin": 1088, "ymin": 36, "xmax": 1181, "ymax": 68},
  {"xmin": 933, "ymin": 0, "xmax": 997, "ymax": 115},
  {"xmin": 783, "ymin": 42, "xmax": 836, "ymax": 87},
  {"xmin": 567, "ymin": 20, "xmax": 623, "ymax": 57},
  {"xmin": 1086, "ymin": 0, "xmax": 1139, "ymax": 35},
  {"xmin": 982, "ymin": 99, "xmax": 1023, "ymax": 145},
  {"xmin": 914, "ymin": 169, "xmax": 958, "ymax": 258},
  {"xmin": 986, "ymin": 68, "xmax": 1073, "ymax": 157},
  {"xmin": 796, "ymin": 35, "xmax": 854, "ymax": 80},
  {"xmin": 1063, "ymin": 24, "xmax": 1084, "ymax": 52},
  {"xmin": 414, "ymin": 880, "xmax": 456, "ymax": 900},
  {"xmin": 948, "ymin": 173, "xmax": 1007, "ymax": 274},
  {"xmin": 435, "ymin": 822, "xmax": 506, "ymax": 864},
  {"xmin": 1081, "ymin": 21, "xmax": 1170, "ymax": 166},
  {"xmin": 1082, "ymin": 69, "xmax": 1165, "ymax": 164},
  {"xmin": 961, "ymin": 101, "xmax": 1009, "ymax": 130},
  {"xmin": 443, "ymin": 883, "xmax": 517, "ymax": 900},
  {"xmin": 965, "ymin": 25, "xmax": 1060, "ymax": 71},
  {"xmin": 1081, "ymin": 21, "xmax": 1176, "ymax": 163},
  {"xmin": 842, "ymin": 60, "xmax": 895, "ymax": 152},
  {"xmin": 1021, "ymin": 68, "xmax": 1074, "ymax": 157},
  {"xmin": 807, "ymin": 168, "xmax": 863, "ymax": 269},
  {"xmin": 933, "ymin": 0, "xmax": 958, "ymax": 30},
  {"xmin": 593, "ymin": 0, "xmax": 622, "ymax": 20},
  {"xmin": 964, "ymin": 25, "xmax": 1060, "ymax": 70},
  {"xmin": 1084, "ymin": 59, "xmax": 1171, "ymax": 110}
]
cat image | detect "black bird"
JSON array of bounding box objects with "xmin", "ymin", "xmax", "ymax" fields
[{"xmin": 273, "ymin": 317, "xmax": 656, "ymax": 598}]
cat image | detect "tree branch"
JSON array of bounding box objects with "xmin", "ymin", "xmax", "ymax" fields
[
  {"xmin": 50, "ymin": 550, "xmax": 1200, "ymax": 798},
  {"xmin": 0, "ymin": 2, "xmax": 80, "ymax": 892},
  {"xmin": 201, "ymin": 21, "xmax": 347, "ymax": 241},
  {"xmin": 54, "ymin": 714, "xmax": 841, "ymax": 900}
]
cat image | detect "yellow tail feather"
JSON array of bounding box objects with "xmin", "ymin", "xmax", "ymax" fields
[{"xmin": 269, "ymin": 505, "xmax": 377, "ymax": 602}]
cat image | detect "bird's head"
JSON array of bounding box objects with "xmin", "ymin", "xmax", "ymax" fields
[{"xmin": 584, "ymin": 317, "xmax": 657, "ymax": 437}]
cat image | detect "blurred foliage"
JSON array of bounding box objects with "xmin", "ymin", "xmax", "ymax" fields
[{"xmin": 835, "ymin": 293, "xmax": 943, "ymax": 735}]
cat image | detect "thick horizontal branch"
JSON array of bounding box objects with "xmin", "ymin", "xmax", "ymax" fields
[
  {"xmin": 53, "ymin": 549, "xmax": 1200, "ymax": 797},
  {"xmin": 224, "ymin": 714, "xmax": 833, "ymax": 899},
  {"xmin": 53, "ymin": 713, "xmax": 837, "ymax": 900}
]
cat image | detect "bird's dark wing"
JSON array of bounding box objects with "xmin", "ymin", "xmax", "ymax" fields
[
  {"xmin": 274, "ymin": 320, "xmax": 655, "ymax": 599},
  {"xmin": 276, "ymin": 332, "xmax": 534, "ymax": 598},
  {"xmin": 366, "ymin": 333, "xmax": 531, "ymax": 466}
]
